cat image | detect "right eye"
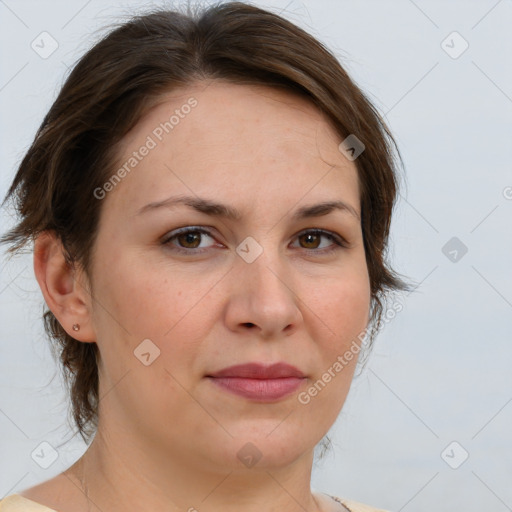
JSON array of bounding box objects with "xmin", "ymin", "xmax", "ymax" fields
[{"xmin": 161, "ymin": 226, "xmax": 221, "ymax": 255}]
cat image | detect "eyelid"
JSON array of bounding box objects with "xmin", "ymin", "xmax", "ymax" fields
[
  {"xmin": 161, "ymin": 226, "xmax": 349, "ymax": 254},
  {"xmin": 161, "ymin": 226, "xmax": 220, "ymax": 251},
  {"xmin": 294, "ymin": 228, "xmax": 349, "ymax": 250}
]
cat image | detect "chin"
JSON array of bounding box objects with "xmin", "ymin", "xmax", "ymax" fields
[{"xmin": 204, "ymin": 428, "xmax": 317, "ymax": 471}]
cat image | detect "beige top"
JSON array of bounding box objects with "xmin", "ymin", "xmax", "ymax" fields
[{"xmin": 0, "ymin": 493, "xmax": 391, "ymax": 511}]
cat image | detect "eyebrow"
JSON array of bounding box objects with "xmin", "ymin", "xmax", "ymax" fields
[{"xmin": 136, "ymin": 195, "xmax": 360, "ymax": 221}]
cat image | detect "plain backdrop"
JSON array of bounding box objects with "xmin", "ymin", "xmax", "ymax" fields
[{"xmin": 1, "ymin": 1, "xmax": 511, "ymax": 511}]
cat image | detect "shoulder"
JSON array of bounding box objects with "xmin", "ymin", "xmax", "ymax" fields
[
  {"xmin": 329, "ymin": 494, "xmax": 393, "ymax": 512},
  {"xmin": 2, "ymin": 469, "xmax": 84, "ymax": 512},
  {"xmin": 0, "ymin": 495, "xmax": 57, "ymax": 512},
  {"xmin": 2, "ymin": 491, "xmax": 391, "ymax": 512}
]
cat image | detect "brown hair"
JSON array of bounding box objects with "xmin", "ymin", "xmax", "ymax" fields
[{"xmin": 1, "ymin": 1, "xmax": 410, "ymax": 443}]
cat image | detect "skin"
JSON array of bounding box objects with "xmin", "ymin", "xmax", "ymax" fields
[{"xmin": 25, "ymin": 81, "xmax": 371, "ymax": 512}]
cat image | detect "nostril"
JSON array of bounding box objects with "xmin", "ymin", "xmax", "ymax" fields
[{"xmin": 244, "ymin": 323, "xmax": 255, "ymax": 328}]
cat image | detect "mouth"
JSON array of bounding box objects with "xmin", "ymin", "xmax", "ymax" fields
[{"xmin": 205, "ymin": 362, "xmax": 306, "ymax": 402}]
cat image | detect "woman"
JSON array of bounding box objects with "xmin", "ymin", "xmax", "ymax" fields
[{"xmin": 0, "ymin": 2, "xmax": 409, "ymax": 511}]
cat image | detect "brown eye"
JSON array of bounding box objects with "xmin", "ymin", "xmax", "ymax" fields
[
  {"xmin": 163, "ymin": 227, "xmax": 218, "ymax": 254},
  {"xmin": 177, "ymin": 231, "xmax": 202, "ymax": 249},
  {"xmin": 291, "ymin": 229, "xmax": 346, "ymax": 254},
  {"xmin": 298, "ymin": 232, "xmax": 321, "ymax": 249}
]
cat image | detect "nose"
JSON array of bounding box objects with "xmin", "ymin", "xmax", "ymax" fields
[{"xmin": 223, "ymin": 250, "xmax": 304, "ymax": 339}]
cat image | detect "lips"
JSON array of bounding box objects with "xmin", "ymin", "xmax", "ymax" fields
[
  {"xmin": 206, "ymin": 362, "xmax": 306, "ymax": 401},
  {"xmin": 207, "ymin": 362, "xmax": 305, "ymax": 379}
]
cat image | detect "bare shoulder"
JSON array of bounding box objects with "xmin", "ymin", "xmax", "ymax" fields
[
  {"xmin": 16, "ymin": 470, "xmax": 84, "ymax": 512},
  {"xmin": 17, "ymin": 475, "xmax": 64, "ymax": 509}
]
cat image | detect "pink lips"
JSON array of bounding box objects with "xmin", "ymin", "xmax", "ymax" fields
[{"xmin": 206, "ymin": 362, "xmax": 306, "ymax": 401}]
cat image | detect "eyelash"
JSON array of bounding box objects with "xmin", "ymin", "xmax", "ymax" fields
[{"xmin": 161, "ymin": 226, "xmax": 348, "ymax": 256}]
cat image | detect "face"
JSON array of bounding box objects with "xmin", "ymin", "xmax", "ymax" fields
[{"xmin": 86, "ymin": 81, "xmax": 370, "ymax": 471}]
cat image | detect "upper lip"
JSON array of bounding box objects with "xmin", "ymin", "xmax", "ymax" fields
[{"xmin": 207, "ymin": 362, "xmax": 305, "ymax": 379}]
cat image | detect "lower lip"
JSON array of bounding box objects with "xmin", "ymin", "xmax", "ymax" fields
[{"xmin": 207, "ymin": 376, "xmax": 304, "ymax": 401}]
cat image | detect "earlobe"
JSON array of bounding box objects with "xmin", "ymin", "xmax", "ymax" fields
[{"xmin": 33, "ymin": 231, "xmax": 96, "ymax": 342}]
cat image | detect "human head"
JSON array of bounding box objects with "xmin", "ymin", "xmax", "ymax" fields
[{"xmin": 1, "ymin": 2, "xmax": 409, "ymax": 447}]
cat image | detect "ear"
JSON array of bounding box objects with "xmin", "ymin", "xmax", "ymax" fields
[{"xmin": 33, "ymin": 231, "xmax": 96, "ymax": 342}]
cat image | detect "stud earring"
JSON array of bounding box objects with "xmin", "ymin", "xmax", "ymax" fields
[{"xmin": 72, "ymin": 323, "xmax": 80, "ymax": 331}]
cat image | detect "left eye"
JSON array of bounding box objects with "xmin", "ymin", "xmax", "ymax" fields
[
  {"xmin": 162, "ymin": 227, "xmax": 345, "ymax": 255},
  {"xmin": 291, "ymin": 229, "xmax": 345, "ymax": 252}
]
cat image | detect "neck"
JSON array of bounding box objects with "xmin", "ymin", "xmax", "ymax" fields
[{"xmin": 68, "ymin": 422, "xmax": 324, "ymax": 512}]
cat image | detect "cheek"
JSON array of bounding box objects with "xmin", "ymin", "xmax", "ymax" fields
[
  {"xmin": 296, "ymin": 275, "xmax": 370, "ymax": 428},
  {"xmin": 90, "ymin": 254, "xmax": 225, "ymax": 375},
  {"xmin": 89, "ymin": 257, "xmax": 212, "ymax": 412},
  {"xmin": 308, "ymin": 268, "xmax": 371, "ymax": 344},
  {"xmin": 94, "ymin": 255, "xmax": 206, "ymax": 332}
]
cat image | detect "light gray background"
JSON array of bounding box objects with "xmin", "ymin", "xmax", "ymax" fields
[{"xmin": 1, "ymin": 1, "xmax": 511, "ymax": 511}]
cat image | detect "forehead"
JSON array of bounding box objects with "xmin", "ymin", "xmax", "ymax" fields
[
  {"xmin": 107, "ymin": 80, "xmax": 360, "ymax": 217},
  {"xmin": 120, "ymin": 80, "xmax": 341, "ymax": 153}
]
